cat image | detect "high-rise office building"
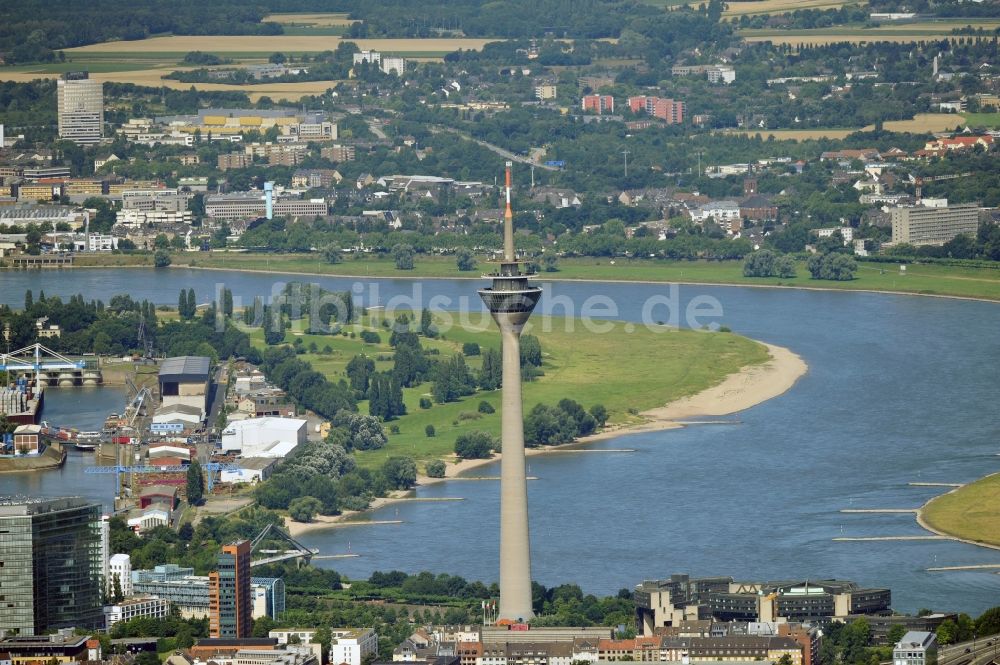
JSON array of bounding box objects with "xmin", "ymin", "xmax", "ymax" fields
[
  {"xmin": 209, "ymin": 540, "xmax": 252, "ymax": 638},
  {"xmin": 57, "ymin": 72, "xmax": 103, "ymax": 145},
  {"xmin": 0, "ymin": 497, "xmax": 104, "ymax": 635}
]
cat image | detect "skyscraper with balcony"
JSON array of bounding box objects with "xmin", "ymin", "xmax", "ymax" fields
[
  {"xmin": 0, "ymin": 497, "xmax": 104, "ymax": 635},
  {"xmin": 57, "ymin": 72, "xmax": 103, "ymax": 145},
  {"xmin": 209, "ymin": 540, "xmax": 252, "ymax": 638}
]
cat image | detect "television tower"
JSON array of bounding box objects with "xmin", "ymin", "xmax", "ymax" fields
[{"xmin": 479, "ymin": 161, "xmax": 541, "ymax": 622}]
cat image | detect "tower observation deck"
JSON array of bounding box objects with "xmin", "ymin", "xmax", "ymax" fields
[{"xmin": 478, "ymin": 161, "xmax": 540, "ymax": 622}]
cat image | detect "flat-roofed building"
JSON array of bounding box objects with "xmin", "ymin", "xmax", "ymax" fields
[
  {"xmin": 104, "ymin": 596, "xmax": 170, "ymax": 629},
  {"xmin": 330, "ymin": 629, "xmax": 378, "ymax": 665},
  {"xmin": 58, "ymin": 73, "xmax": 103, "ymax": 145},
  {"xmin": 0, "ymin": 634, "xmax": 91, "ymax": 665},
  {"xmin": 159, "ymin": 356, "xmax": 211, "ymax": 418},
  {"xmin": 0, "ymin": 205, "xmax": 88, "ymax": 230},
  {"xmin": 890, "ymin": 204, "xmax": 980, "ymax": 246}
]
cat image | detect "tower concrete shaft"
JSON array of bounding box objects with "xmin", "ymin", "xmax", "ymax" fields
[{"xmin": 478, "ymin": 160, "xmax": 540, "ymax": 622}]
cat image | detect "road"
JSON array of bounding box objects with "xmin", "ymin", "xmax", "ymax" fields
[
  {"xmin": 428, "ymin": 125, "xmax": 559, "ymax": 171},
  {"xmin": 940, "ymin": 636, "xmax": 1000, "ymax": 665}
]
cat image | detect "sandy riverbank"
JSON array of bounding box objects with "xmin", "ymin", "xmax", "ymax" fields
[{"xmin": 285, "ymin": 342, "xmax": 806, "ymax": 537}]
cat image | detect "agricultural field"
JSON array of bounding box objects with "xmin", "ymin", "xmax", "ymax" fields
[
  {"xmin": 739, "ymin": 25, "xmax": 992, "ymax": 46},
  {"xmin": 725, "ymin": 113, "xmax": 970, "ymax": 141},
  {"xmin": 250, "ymin": 312, "xmax": 768, "ymax": 470},
  {"xmin": 263, "ymin": 13, "xmax": 356, "ymax": 26},
  {"xmin": 0, "ymin": 35, "xmax": 492, "ymax": 100},
  {"xmin": 65, "ymin": 36, "xmax": 495, "ymax": 56},
  {"xmin": 0, "ymin": 64, "xmax": 345, "ymax": 102},
  {"xmin": 723, "ymin": 0, "xmax": 864, "ymax": 18}
]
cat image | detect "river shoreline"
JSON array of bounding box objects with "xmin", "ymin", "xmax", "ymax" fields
[
  {"xmin": 916, "ymin": 472, "xmax": 1000, "ymax": 553},
  {"xmin": 285, "ymin": 342, "xmax": 807, "ymax": 537},
  {"xmin": 34, "ymin": 261, "xmax": 1000, "ymax": 304}
]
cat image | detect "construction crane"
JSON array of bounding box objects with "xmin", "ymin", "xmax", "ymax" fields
[
  {"xmin": 910, "ymin": 172, "xmax": 973, "ymax": 200},
  {"xmin": 84, "ymin": 461, "xmax": 240, "ymax": 494}
]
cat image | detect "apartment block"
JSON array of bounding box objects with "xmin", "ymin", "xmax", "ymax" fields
[
  {"xmin": 628, "ymin": 96, "xmax": 685, "ymax": 124},
  {"xmin": 581, "ymin": 95, "xmax": 614, "ymax": 114},
  {"xmin": 321, "ymin": 144, "xmax": 356, "ymax": 162},
  {"xmin": 219, "ymin": 153, "xmax": 252, "ymax": 171},
  {"xmin": 890, "ymin": 204, "xmax": 980, "ymax": 246},
  {"xmin": 330, "ymin": 629, "xmax": 378, "ymax": 665}
]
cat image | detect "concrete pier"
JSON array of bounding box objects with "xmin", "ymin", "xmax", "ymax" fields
[{"xmin": 833, "ymin": 535, "xmax": 947, "ymax": 541}]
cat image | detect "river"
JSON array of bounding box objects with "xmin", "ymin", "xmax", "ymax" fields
[{"xmin": 2, "ymin": 268, "xmax": 998, "ymax": 614}]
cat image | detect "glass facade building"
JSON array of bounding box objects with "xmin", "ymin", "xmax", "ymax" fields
[
  {"xmin": 0, "ymin": 497, "xmax": 104, "ymax": 635},
  {"xmin": 210, "ymin": 540, "xmax": 252, "ymax": 638}
]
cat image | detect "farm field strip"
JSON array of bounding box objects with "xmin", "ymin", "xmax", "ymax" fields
[
  {"xmin": 723, "ymin": 0, "xmax": 864, "ymax": 17},
  {"xmin": 65, "ymin": 36, "xmax": 496, "ymax": 54}
]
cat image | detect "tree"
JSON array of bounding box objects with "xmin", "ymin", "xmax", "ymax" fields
[
  {"xmin": 178, "ymin": 289, "xmax": 190, "ymax": 319},
  {"xmin": 425, "ymin": 424, "xmax": 436, "ymax": 437},
  {"xmin": 381, "ymin": 456, "xmax": 417, "ymax": 490},
  {"xmin": 590, "ymin": 404, "xmax": 608, "ymax": 428},
  {"xmin": 346, "ymin": 354, "xmax": 375, "ymax": 395},
  {"xmin": 154, "ymin": 250, "xmax": 171, "ymax": 267},
  {"xmin": 426, "ymin": 460, "xmax": 446, "ymax": 478},
  {"xmin": 432, "ymin": 354, "xmax": 477, "ymax": 403},
  {"xmin": 479, "ymin": 347, "xmax": 502, "ymax": 390},
  {"xmin": 886, "ymin": 625, "xmax": 908, "ymax": 646},
  {"xmin": 807, "ymin": 252, "xmax": 857, "ymax": 281},
  {"xmin": 321, "ymin": 243, "xmax": 343, "ymax": 264},
  {"xmin": 186, "ymin": 288, "xmax": 196, "ymax": 316},
  {"xmin": 392, "ymin": 243, "xmax": 415, "ymax": 270},
  {"xmin": 456, "ymin": 248, "xmax": 477, "ymax": 271},
  {"xmin": 743, "ymin": 249, "xmax": 777, "ymax": 277},
  {"xmin": 288, "ymin": 496, "xmax": 322, "ymax": 522},
  {"xmin": 543, "ymin": 254, "xmax": 559, "ymax": 272},
  {"xmin": 420, "ymin": 308, "xmax": 437, "ymax": 338},
  {"xmin": 186, "ymin": 459, "xmax": 204, "ymax": 505},
  {"xmin": 335, "ymin": 412, "xmax": 388, "ymax": 451},
  {"xmin": 463, "ymin": 342, "xmax": 480, "ymax": 356},
  {"xmin": 454, "ymin": 431, "xmax": 496, "ymax": 459},
  {"xmin": 521, "ymin": 334, "xmax": 543, "ymax": 368},
  {"xmin": 936, "ymin": 619, "xmax": 957, "ymax": 646}
]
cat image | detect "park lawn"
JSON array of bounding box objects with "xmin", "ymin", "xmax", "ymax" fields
[
  {"xmin": 166, "ymin": 252, "xmax": 1000, "ymax": 301},
  {"xmin": 921, "ymin": 473, "xmax": 1000, "ymax": 547},
  {"xmin": 253, "ymin": 311, "xmax": 769, "ymax": 472},
  {"xmin": 961, "ymin": 112, "xmax": 1000, "ymax": 129}
]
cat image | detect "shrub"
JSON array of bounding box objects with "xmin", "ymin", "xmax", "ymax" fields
[
  {"xmin": 288, "ymin": 496, "xmax": 322, "ymax": 522},
  {"xmin": 462, "ymin": 342, "xmax": 481, "ymax": 356},
  {"xmin": 425, "ymin": 424, "xmax": 436, "ymax": 437},
  {"xmin": 478, "ymin": 400, "xmax": 495, "ymax": 414},
  {"xmin": 426, "ymin": 460, "xmax": 446, "ymax": 478},
  {"xmin": 419, "ymin": 397, "xmax": 432, "ymax": 409},
  {"xmin": 360, "ymin": 330, "xmax": 381, "ymax": 344},
  {"xmin": 454, "ymin": 431, "xmax": 496, "ymax": 459}
]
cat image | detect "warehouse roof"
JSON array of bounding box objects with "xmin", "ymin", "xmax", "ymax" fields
[{"xmin": 159, "ymin": 356, "xmax": 210, "ymax": 380}]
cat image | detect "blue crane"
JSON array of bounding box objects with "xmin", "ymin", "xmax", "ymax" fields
[{"xmin": 84, "ymin": 462, "xmax": 239, "ymax": 493}]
